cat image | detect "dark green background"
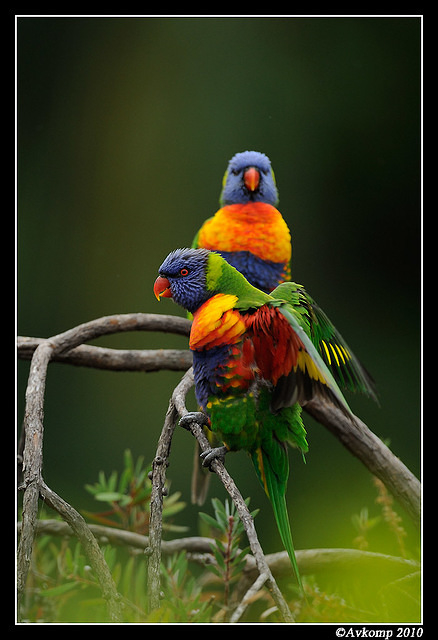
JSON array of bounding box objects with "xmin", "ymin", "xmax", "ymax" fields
[{"xmin": 17, "ymin": 17, "xmax": 421, "ymax": 553}]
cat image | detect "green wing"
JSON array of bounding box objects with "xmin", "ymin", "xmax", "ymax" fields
[
  {"xmin": 272, "ymin": 282, "xmax": 378, "ymax": 403},
  {"xmin": 271, "ymin": 299, "xmax": 353, "ymax": 416}
]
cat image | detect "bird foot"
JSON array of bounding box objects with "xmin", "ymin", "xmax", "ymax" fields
[
  {"xmin": 179, "ymin": 411, "xmax": 210, "ymax": 431},
  {"xmin": 200, "ymin": 445, "xmax": 229, "ymax": 469}
]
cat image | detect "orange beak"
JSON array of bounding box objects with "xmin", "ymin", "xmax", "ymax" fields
[
  {"xmin": 243, "ymin": 166, "xmax": 260, "ymax": 192},
  {"xmin": 153, "ymin": 276, "xmax": 172, "ymax": 301}
]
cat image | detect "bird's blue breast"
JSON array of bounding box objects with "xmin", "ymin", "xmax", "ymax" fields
[
  {"xmin": 192, "ymin": 345, "xmax": 231, "ymax": 410},
  {"xmin": 218, "ymin": 250, "xmax": 288, "ymax": 293}
]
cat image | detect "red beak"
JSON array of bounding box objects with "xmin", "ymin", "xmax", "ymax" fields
[
  {"xmin": 243, "ymin": 166, "xmax": 260, "ymax": 192},
  {"xmin": 154, "ymin": 276, "xmax": 172, "ymax": 301}
]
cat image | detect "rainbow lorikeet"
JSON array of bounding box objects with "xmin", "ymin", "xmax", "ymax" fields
[
  {"xmin": 154, "ymin": 248, "xmax": 376, "ymax": 589},
  {"xmin": 192, "ymin": 151, "xmax": 291, "ymax": 293},
  {"xmin": 190, "ymin": 151, "xmax": 292, "ymax": 503}
]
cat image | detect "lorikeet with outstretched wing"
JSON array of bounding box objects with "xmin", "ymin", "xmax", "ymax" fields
[
  {"xmin": 192, "ymin": 151, "xmax": 291, "ymax": 293},
  {"xmin": 154, "ymin": 248, "xmax": 368, "ymax": 590}
]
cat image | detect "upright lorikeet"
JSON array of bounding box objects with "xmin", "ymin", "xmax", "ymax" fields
[
  {"xmin": 190, "ymin": 151, "xmax": 292, "ymax": 504},
  {"xmin": 153, "ymin": 248, "xmax": 375, "ymax": 589},
  {"xmin": 192, "ymin": 151, "xmax": 291, "ymax": 293}
]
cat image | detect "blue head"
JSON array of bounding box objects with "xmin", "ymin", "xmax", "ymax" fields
[
  {"xmin": 154, "ymin": 247, "xmax": 212, "ymax": 314},
  {"xmin": 220, "ymin": 150, "xmax": 279, "ymax": 206}
]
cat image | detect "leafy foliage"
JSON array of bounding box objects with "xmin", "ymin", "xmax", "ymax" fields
[
  {"xmin": 18, "ymin": 451, "xmax": 421, "ymax": 623},
  {"xmin": 157, "ymin": 552, "xmax": 213, "ymax": 622},
  {"xmin": 83, "ymin": 449, "xmax": 186, "ymax": 534},
  {"xmin": 198, "ymin": 498, "xmax": 257, "ymax": 620}
]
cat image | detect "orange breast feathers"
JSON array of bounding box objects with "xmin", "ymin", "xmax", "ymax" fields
[
  {"xmin": 189, "ymin": 294, "xmax": 247, "ymax": 351},
  {"xmin": 197, "ymin": 203, "xmax": 291, "ymax": 264}
]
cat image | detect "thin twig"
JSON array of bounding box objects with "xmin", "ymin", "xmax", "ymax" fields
[
  {"xmin": 146, "ymin": 369, "xmax": 196, "ymax": 612},
  {"xmin": 147, "ymin": 398, "xmax": 179, "ymax": 611},
  {"xmin": 229, "ymin": 572, "xmax": 268, "ymax": 623}
]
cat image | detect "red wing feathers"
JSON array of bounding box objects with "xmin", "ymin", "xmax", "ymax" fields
[{"xmin": 243, "ymin": 306, "xmax": 301, "ymax": 384}]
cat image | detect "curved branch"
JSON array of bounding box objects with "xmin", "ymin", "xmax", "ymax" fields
[
  {"xmin": 18, "ymin": 337, "xmax": 193, "ymax": 372},
  {"xmin": 46, "ymin": 313, "xmax": 192, "ymax": 351},
  {"xmin": 17, "ymin": 519, "xmax": 216, "ymax": 555},
  {"xmin": 19, "ymin": 518, "xmax": 419, "ymax": 579}
]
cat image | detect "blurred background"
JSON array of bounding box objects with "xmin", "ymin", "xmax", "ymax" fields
[{"xmin": 17, "ymin": 17, "xmax": 421, "ymax": 555}]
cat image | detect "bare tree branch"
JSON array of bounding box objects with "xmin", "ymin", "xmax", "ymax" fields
[
  {"xmin": 17, "ymin": 336, "xmax": 192, "ymax": 372},
  {"xmin": 147, "ymin": 397, "xmax": 179, "ymax": 612},
  {"xmin": 17, "ymin": 340, "xmax": 52, "ymax": 610},
  {"xmin": 19, "ymin": 518, "xmax": 418, "ymax": 579},
  {"xmin": 16, "ymin": 519, "xmax": 216, "ymax": 555}
]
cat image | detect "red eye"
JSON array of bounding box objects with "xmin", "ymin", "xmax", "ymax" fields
[{"xmin": 180, "ymin": 268, "xmax": 189, "ymax": 276}]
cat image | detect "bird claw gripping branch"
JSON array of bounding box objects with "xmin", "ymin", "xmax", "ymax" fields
[
  {"xmin": 200, "ymin": 445, "xmax": 229, "ymax": 469},
  {"xmin": 179, "ymin": 411, "xmax": 210, "ymax": 431}
]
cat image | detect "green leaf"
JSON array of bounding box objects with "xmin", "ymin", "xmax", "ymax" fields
[
  {"xmin": 107, "ymin": 470, "xmax": 118, "ymax": 492},
  {"xmin": 163, "ymin": 499, "xmax": 186, "ymax": 517},
  {"xmin": 123, "ymin": 448, "xmax": 134, "ymax": 473},
  {"xmin": 199, "ymin": 512, "xmax": 221, "ymax": 530},
  {"xmin": 94, "ymin": 491, "xmax": 125, "ymax": 502},
  {"xmin": 118, "ymin": 467, "xmax": 131, "ymax": 494},
  {"xmin": 212, "ymin": 546, "xmax": 226, "ymax": 572}
]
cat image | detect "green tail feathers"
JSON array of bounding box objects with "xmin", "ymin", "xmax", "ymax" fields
[{"xmin": 251, "ymin": 443, "xmax": 303, "ymax": 592}]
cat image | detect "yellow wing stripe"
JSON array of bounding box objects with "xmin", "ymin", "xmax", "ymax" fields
[
  {"xmin": 334, "ymin": 343, "xmax": 346, "ymax": 365},
  {"xmin": 339, "ymin": 344, "xmax": 351, "ymax": 361},
  {"xmin": 321, "ymin": 339, "xmax": 331, "ymax": 365},
  {"xmin": 329, "ymin": 343, "xmax": 340, "ymax": 368},
  {"xmin": 321, "ymin": 339, "xmax": 353, "ymax": 369}
]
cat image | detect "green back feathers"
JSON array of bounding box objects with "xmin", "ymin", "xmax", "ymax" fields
[{"xmin": 206, "ymin": 252, "xmax": 272, "ymax": 309}]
